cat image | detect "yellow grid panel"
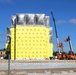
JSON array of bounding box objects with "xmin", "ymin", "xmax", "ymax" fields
[{"xmin": 10, "ymin": 25, "xmax": 53, "ymax": 59}]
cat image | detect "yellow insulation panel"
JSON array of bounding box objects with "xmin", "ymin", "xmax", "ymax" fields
[{"xmin": 10, "ymin": 25, "xmax": 53, "ymax": 59}]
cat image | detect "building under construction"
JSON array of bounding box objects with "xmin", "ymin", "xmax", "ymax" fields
[{"xmin": 6, "ymin": 13, "xmax": 53, "ymax": 60}]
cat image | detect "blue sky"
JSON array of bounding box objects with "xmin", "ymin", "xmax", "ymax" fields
[{"xmin": 0, "ymin": 0, "xmax": 76, "ymax": 53}]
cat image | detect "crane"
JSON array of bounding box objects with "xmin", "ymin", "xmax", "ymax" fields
[
  {"xmin": 51, "ymin": 11, "xmax": 67, "ymax": 59},
  {"xmin": 51, "ymin": 11, "xmax": 60, "ymax": 53},
  {"xmin": 64, "ymin": 36, "xmax": 76, "ymax": 60}
]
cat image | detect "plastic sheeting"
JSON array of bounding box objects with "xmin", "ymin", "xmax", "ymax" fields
[
  {"xmin": 11, "ymin": 14, "xmax": 50, "ymax": 27},
  {"xmin": 6, "ymin": 27, "xmax": 10, "ymax": 35},
  {"xmin": 35, "ymin": 14, "xmax": 45, "ymax": 25},
  {"xmin": 11, "ymin": 16, "xmax": 16, "ymax": 26},
  {"xmin": 45, "ymin": 16, "xmax": 50, "ymax": 27},
  {"xmin": 6, "ymin": 36, "xmax": 11, "ymax": 43},
  {"xmin": 16, "ymin": 14, "xmax": 25, "ymax": 25},
  {"xmin": 26, "ymin": 14, "xmax": 35, "ymax": 25}
]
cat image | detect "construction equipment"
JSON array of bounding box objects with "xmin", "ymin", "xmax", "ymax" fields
[
  {"xmin": 51, "ymin": 11, "xmax": 67, "ymax": 59},
  {"xmin": 57, "ymin": 43, "xmax": 67, "ymax": 59},
  {"xmin": 51, "ymin": 11, "xmax": 60, "ymax": 53},
  {"xmin": 64, "ymin": 36, "xmax": 76, "ymax": 60}
]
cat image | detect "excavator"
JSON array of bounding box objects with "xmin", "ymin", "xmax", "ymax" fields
[
  {"xmin": 51, "ymin": 11, "xmax": 67, "ymax": 60},
  {"xmin": 64, "ymin": 36, "xmax": 76, "ymax": 60}
]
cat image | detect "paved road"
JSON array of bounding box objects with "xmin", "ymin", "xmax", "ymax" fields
[{"xmin": 0, "ymin": 60, "xmax": 76, "ymax": 70}]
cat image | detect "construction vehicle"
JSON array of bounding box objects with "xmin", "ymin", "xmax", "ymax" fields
[
  {"xmin": 64, "ymin": 36, "xmax": 76, "ymax": 60},
  {"xmin": 75, "ymin": 53, "xmax": 76, "ymax": 60},
  {"xmin": 51, "ymin": 11, "xmax": 67, "ymax": 59},
  {"xmin": 51, "ymin": 11, "xmax": 76, "ymax": 60},
  {"xmin": 57, "ymin": 43, "xmax": 68, "ymax": 59}
]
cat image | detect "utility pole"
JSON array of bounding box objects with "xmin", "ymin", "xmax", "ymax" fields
[{"xmin": 8, "ymin": 53, "xmax": 10, "ymax": 75}]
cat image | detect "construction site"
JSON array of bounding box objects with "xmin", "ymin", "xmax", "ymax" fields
[
  {"xmin": 0, "ymin": 12, "xmax": 75, "ymax": 60},
  {"xmin": 0, "ymin": 13, "xmax": 76, "ymax": 75}
]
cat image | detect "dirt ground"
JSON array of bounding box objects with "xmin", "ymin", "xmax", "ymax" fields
[
  {"xmin": 0, "ymin": 59, "xmax": 76, "ymax": 63},
  {"xmin": 0, "ymin": 68, "xmax": 76, "ymax": 75}
]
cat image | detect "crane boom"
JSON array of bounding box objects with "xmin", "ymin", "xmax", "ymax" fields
[
  {"xmin": 51, "ymin": 11, "xmax": 60, "ymax": 53},
  {"xmin": 68, "ymin": 36, "xmax": 73, "ymax": 52},
  {"xmin": 51, "ymin": 11, "xmax": 58, "ymax": 38}
]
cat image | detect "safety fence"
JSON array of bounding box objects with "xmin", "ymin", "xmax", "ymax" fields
[{"xmin": 0, "ymin": 54, "xmax": 76, "ymax": 75}]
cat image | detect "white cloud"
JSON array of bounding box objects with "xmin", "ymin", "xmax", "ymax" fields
[
  {"xmin": 68, "ymin": 19, "xmax": 76, "ymax": 24},
  {"xmin": 56, "ymin": 20, "xmax": 66, "ymax": 25},
  {"xmin": 56, "ymin": 19, "xmax": 76, "ymax": 25}
]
